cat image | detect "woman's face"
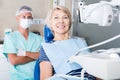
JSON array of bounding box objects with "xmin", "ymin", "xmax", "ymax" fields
[{"xmin": 50, "ymin": 10, "xmax": 70, "ymax": 35}]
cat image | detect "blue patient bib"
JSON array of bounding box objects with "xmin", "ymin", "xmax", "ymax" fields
[{"xmin": 42, "ymin": 37, "xmax": 89, "ymax": 74}]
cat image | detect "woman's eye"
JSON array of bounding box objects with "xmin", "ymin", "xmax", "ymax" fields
[
  {"xmin": 53, "ymin": 16, "xmax": 68, "ymax": 19},
  {"xmin": 64, "ymin": 16, "xmax": 68, "ymax": 19},
  {"xmin": 54, "ymin": 16, "xmax": 59, "ymax": 19}
]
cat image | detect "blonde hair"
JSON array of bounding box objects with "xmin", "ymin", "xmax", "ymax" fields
[{"xmin": 45, "ymin": 6, "xmax": 72, "ymax": 30}]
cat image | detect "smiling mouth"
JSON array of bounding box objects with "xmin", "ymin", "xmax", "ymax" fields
[{"xmin": 57, "ymin": 25, "xmax": 65, "ymax": 29}]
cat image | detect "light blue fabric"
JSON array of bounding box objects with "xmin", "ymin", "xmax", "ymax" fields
[
  {"xmin": 3, "ymin": 31, "xmax": 43, "ymax": 80},
  {"xmin": 42, "ymin": 37, "xmax": 89, "ymax": 75}
]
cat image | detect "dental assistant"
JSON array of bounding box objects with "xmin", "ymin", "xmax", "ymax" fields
[
  {"xmin": 34, "ymin": 6, "xmax": 97, "ymax": 80},
  {"xmin": 3, "ymin": 5, "xmax": 43, "ymax": 80}
]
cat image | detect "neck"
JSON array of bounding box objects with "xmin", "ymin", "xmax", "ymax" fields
[
  {"xmin": 54, "ymin": 33, "xmax": 69, "ymax": 41},
  {"xmin": 18, "ymin": 26, "xmax": 29, "ymax": 40}
]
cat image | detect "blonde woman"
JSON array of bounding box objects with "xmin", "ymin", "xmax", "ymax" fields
[{"xmin": 34, "ymin": 6, "xmax": 97, "ymax": 80}]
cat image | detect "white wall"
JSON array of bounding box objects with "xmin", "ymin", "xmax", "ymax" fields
[{"xmin": 0, "ymin": 0, "xmax": 51, "ymax": 38}]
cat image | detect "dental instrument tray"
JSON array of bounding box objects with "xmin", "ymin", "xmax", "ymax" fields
[{"xmin": 69, "ymin": 48, "xmax": 120, "ymax": 80}]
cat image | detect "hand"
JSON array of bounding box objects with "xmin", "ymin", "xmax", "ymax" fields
[{"xmin": 17, "ymin": 48, "xmax": 26, "ymax": 56}]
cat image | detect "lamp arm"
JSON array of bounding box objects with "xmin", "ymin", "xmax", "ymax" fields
[{"xmin": 75, "ymin": 34, "xmax": 120, "ymax": 55}]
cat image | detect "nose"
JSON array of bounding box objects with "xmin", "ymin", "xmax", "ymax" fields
[{"xmin": 59, "ymin": 18, "xmax": 64, "ymax": 23}]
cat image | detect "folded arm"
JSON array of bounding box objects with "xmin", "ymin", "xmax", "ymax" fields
[
  {"xmin": 8, "ymin": 52, "xmax": 39, "ymax": 65},
  {"xmin": 26, "ymin": 51, "xmax": 39, "ymax": 59}
]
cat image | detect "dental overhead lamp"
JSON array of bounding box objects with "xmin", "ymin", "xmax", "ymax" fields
[{"xmin": 78, "ymin": 0, "xmax": 120, "ymax": 26}]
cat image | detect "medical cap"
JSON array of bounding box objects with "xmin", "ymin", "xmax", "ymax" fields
[{"xmin": 16, "ymin": 5, "xmax": 33, "ymax": 16}]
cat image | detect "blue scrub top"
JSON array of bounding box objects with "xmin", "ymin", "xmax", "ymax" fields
[{"xmin": 3, "ymin": 31, "xmax": 43, "ymax": 80}]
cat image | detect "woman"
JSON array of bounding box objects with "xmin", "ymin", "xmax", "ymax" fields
[{"xmin": 35, "ymin": 6, "xmax": 97, "ymax": 80}]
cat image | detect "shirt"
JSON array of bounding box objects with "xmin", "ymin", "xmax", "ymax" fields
[{"xmin": 3, "ymin": 31, "xmax": 43, "ymax": 80}]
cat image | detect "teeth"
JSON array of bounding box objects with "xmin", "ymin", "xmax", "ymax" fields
[{"xmin": 58, "ymin": 25, "xmax": 64, "ymax": 29}]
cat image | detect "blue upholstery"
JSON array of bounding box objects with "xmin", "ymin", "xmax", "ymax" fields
[
  {"xmin": 34, "ymin": 59, "xmax": 40, "ymax": 80},
  {"xmin": 44, "ymin": 25, "xmax": 54, "ymax": 43}
]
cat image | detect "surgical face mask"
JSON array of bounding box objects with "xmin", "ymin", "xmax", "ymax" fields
[{"xmin": 20, "ymin": 19, "xmax": 32, "ymax": 29}]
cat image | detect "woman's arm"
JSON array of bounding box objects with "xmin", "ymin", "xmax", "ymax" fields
[
  {"xmin": 40, "ymin": 61, "xmax": 53, "ymax": 80},
  {"xmin": 38, "ymin": 46, "xmax": 53, "ymax": 80}
]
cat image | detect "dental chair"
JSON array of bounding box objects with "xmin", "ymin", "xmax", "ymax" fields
[{"xmin": 44, "ymin": 25, "xmax": 54, "ymax": 43}]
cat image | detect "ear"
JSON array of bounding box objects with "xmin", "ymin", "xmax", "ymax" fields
[
  {"xmin": 16, "ymin": 16, "xmax": 18, "ymax": 20},
  {"xmin": 16, "ymin": 16, "xmax": 20, "ymax": 22},
  {"xmin": 31, "ymin": 17, "xmax": 33, "ymax": 20}
]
